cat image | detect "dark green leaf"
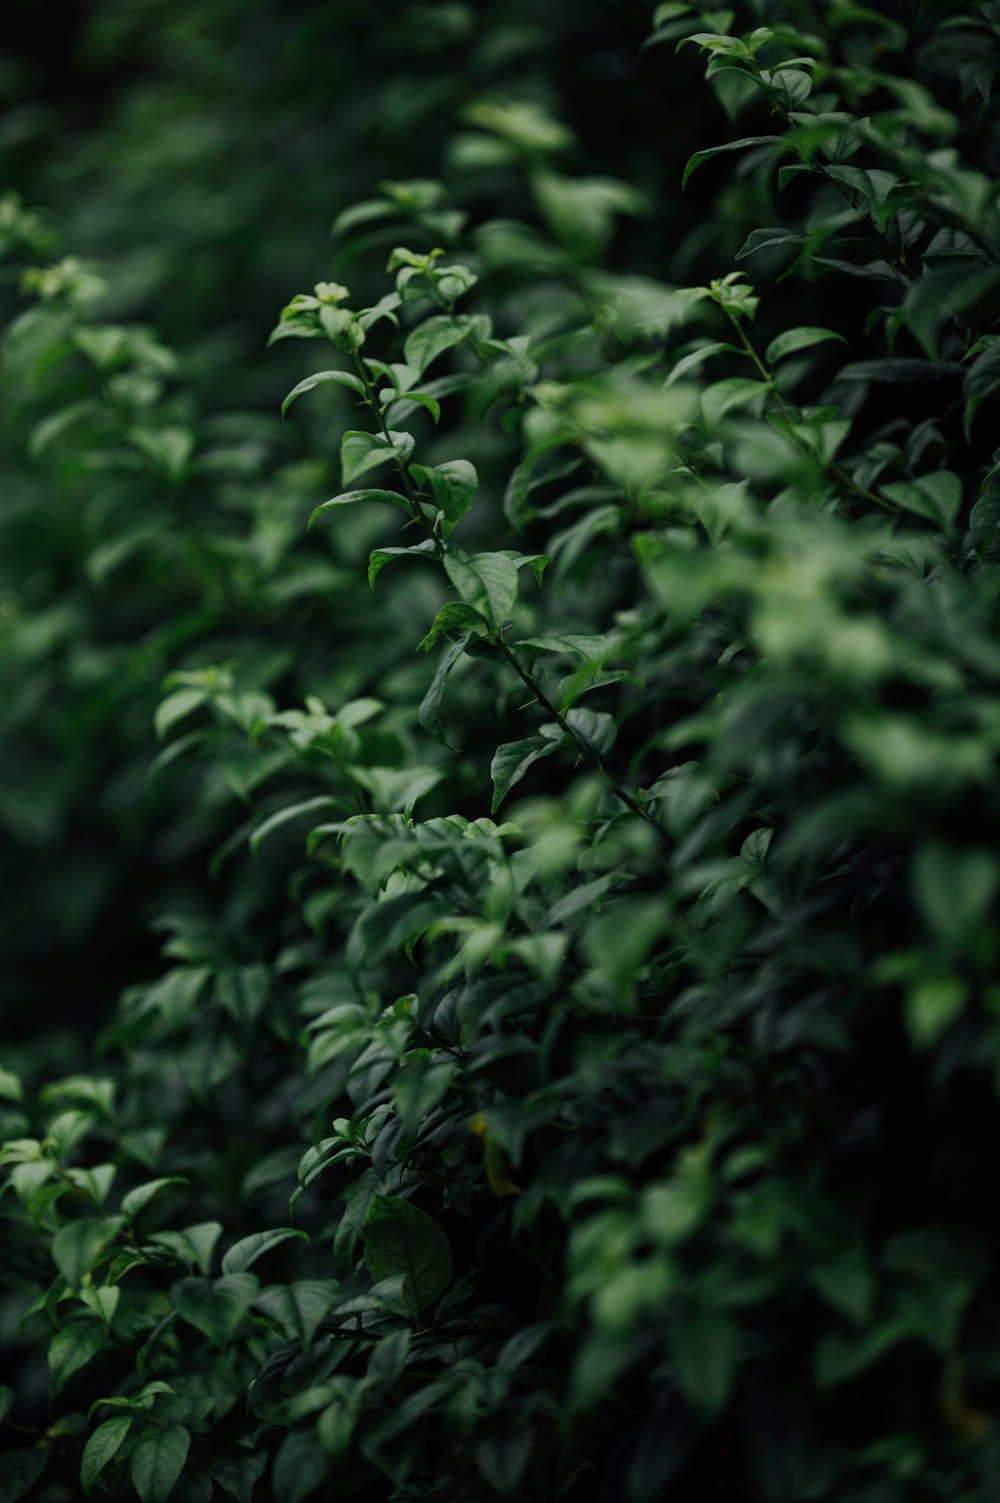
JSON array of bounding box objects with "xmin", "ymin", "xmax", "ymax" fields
[
  {"xmin": 220, "ymin": 1227, "xmax": 308, "ymax": 1276},
  {"xmin": 252, "ymin": 1281, "xmax": 339, "ymax": 1349},
  {"xmin": 765, "ymin": 327, "xmax": 846, "ymax": 365},
  {"xmin": 170, "ymin": 1274, "xmax": 259, "ymax": 1345},
  {"xmin": 48, "ymin": 1322, "xmax": 106, "ymax": 1394},
  {"xmin": 130, "ymin": 1426, "xmax": 190, "ymax": 1503},
  {"xmin": 444, "ymin": 551, "xmax": 518, "ymax": 633},
  {"xmin": 490, "ymin": 735, "xmax": 565, "ymax": 813},
  {"xmin": 52, "ymin": 1216, "xmax": 121, "ymax": 1288},
  {"xmin": 362, "ymin": 1195, "xmax": 452, "ymax": 1318},
  {"xmin": 682, "ymin": 136, "xmax": 785, "ymax": 189},
  {"xmin": 82, "ymin": 1416, "xmax": 132, "ymax": 1497},
  {"xmin": 418, "ymin": 637, "xmax": 469, "ymax": 748}
]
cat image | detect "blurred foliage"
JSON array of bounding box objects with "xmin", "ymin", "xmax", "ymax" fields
[{"xmin": 4, "ymin": 1, "xmax": 1000, "ymax": 1500}]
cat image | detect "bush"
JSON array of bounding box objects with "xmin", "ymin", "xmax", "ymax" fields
[{"xmin": 3, "ymin": 2, "xmax": 1000, "ymax": 1499}]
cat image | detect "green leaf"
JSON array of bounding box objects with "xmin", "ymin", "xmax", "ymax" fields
[
  {"xmin": 418, "ymin": 602, "xmax": 486, "ymax": 652},
  {"xmin": 250, "ymin": 798, "xmax": 352, "ymax": 856},
  {"xmin": 353, "ymin": 764, "xmax": 443, "ymax": 817},
  {"xmin": 207, "ymin": 1453, "xmax": 269, "ymax": 1503},
  {"xmin": 362, "ymin": 1196, "xmax": 453, "ymax": 1318},
  {"xmin": 149, "ymin": 1222, "xmax": 222, "ymax": 1276},
  {"xmin": 810, "ymin": 1248, "xmax": 874, "ymax": 1325},
  {"xmin": 838, "ymin": 358, "xmax": 958, "ymax": 384},
  {"xmin": 664, "ymin": 341, "xmax": 734, "ymax": 386},
  {"xmin": 0, "ymin": 1450, "xmax": 49, "ymax": 1503},
  {"xmin": 475, "ymin": 1430, "xmax": 532, "ymax": 1493},
  {"xmin": 0, "ymin": 1067, "xmax": 22, "ymax": 1103},
  {"xmin": 82, "ymin": 1416, "xmax": 132, "ymax": 1498},
  {"xmin": 49, "ymin": 1322, "xmax": 105, "ymax": 1394},
  {"xmin": 444, "ymin": 551, "xmax": 518, "ymax": 633},
  {"xmin": 667, "ymin": 1312, "xmax": 740, "ymax": 1414},
  {"xmin": 418, "ymin": 637, "xmax": 469, "ymax": 748},
  {"xmin": 906, "ymin": 975, "xmax": 968, "ymax": 1048},
  {"xmin": 130, "ymin": 1426, "xmax": 190, "ymax": 1503},
  {"xmin": 281, "ymin": 369, "xmax": 366, "ymax": 418},
  {"xmin": 154, "ymin": 689, "xmax": 207, "ymax": 741},
  {"xmin": 340, "ymin": 429, "xmax": 414, "ymax": 485},
  {"xmin": 120, "ymin": 1178, "xmax": 188, "ymax": 1223},
  {"xmin": 404, "ymin": 316, "xmax": 469, "ymax": 376},
  {"xmin": 392, "ymin": 1056, "xmax": 456, "ymax": 1135},
  {"xmin": 309, "ymin": 488, "xmax": 412, "ymax": 528},
  {"xmin": 358, "ymin": 291, "xmax": 402, "ymax": 332},
  {"xmin": 252, "ymin": 1281, "xmax": 339, "ymax": 1349},
  {"xmin": 735, "ymin": 226, "xmax": 804, "ymax": 260},
  {"xmin": 912, "ymin": 844, "xmax": 998, "ymax": 949},
  {"xmin": 170, "ymin": 1274, "xmax": 259, "ymax": 1344},
  {"xmin": 382, "ymin": 389, "xmax": 440, "ymax": 423},
  {"xmin": 765, "ymin": 327, "xmax": 846, "ymax": 365},
  {"xmin": 368, "ymin": 539, "xmax": 437, "ymax": 589},
  {"xmin": 490, "ymin": 735, "xmax": 565, "ymax": 813},
  {"xmin": 510, "ymin": 550, "xmax": 547, "ymax": 584},
  {"xmin": 682, "ymin": 135, "xmax": 785, "ymax": 189},
  {"xmin": 702, "ymin": 377, "xmax": 770, "ymax": 426},
  {"xmin": 52, "ymin": 1216, "xmax": 121, "ymax": 1288},
  {"xmin": 411, "ymin": 459, "xmax": 478, "ymax": 534},
  {"xmin": 220, "ymin": 1227, "xmax": 309, "ymax": 1276},
  {"xmin": 879, "ymin": 472, "xmax": 963, "ymax": 527},
  {"xmin": 272, "ymin": 1429, "xmax": 329, "ymax": 1503},
  {"xmin": 130, "ymin": 426, "xmax": 194, "ymax": 487}
]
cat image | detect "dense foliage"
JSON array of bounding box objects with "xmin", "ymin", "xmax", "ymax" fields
[{"xmin": 3, "ymin": 1, "xmax": 1000, "ymax": 1498}]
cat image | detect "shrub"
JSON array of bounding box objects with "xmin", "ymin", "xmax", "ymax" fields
[{"xmin": 3, "ymin": 3, "xmax": 1000, "ymax": 1500}]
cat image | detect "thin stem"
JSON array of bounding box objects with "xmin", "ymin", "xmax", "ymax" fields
[
  {"xmin": 748, "ymin": 65, "xmax": 911, "ymax": 278},
  {"xmin": 496, "ymin": 638, "xmax": 669, "ymax": 841},
  {"xmin": 722, "ymin": 308, "xmax": 898, "ymax": 515},
  {"xmin": 349, "ymin": 345, "xmax": 667, "ymax": 842},
  {"xmin": 350, "ymin": 349, "xmax": 446, "ymax": 558}
]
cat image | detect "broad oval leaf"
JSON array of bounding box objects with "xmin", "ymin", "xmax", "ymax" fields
[
  {"xmin": 404, "ymin": 315, "xmax": 469, "ymax": 377},
  {"xmin": 48, "ymin": 1322, "xmax": 105, "ymax": 1395},
  {"xmin": 52, "ymin": 1216, "xmax": 121, "ymax": 1289},
  {"xmin": 490, "ymin": 735, "xmax": 565, "ymax": 814},
  {"xmin": 444, "ymin": 551, "xmax": 518, "ymax": 634},
  {"xmin": 411, "ymin": 459, "xmax": 478, "ymax": 535},
  {"xmin": 130, "ymin": 1425, "xmax": 190, "ymax": 1503},
  {"xmin": 252, "ymin": 1280, "xmax": 340, "ymax": 1349},
  {"xmin": 170, "ymin": 1273, "xmax": 259, "ymax": 1345},
  {"xmin": 340, "ymin": 428, "xmax": 414, "ymax": 485},
  {"xmin": 362, "ymin": 1195, "xmax": 452, "ymax": 1318},
  {"xmin": 272, "ymin": 1428, "xmax": 330, "ymax": 1503},
  {"xmin": 880, "ymin": 472, "xmax": 962, "ymax": 527}
]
